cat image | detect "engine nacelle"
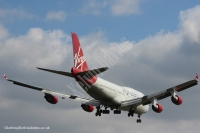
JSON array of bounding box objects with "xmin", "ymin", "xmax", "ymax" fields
[
  {"xmin": 44, "ymin": 93, "xmax": 58, "ymax": 104},
  {"xmin": 171, "ymin": 95, "xmax": 182, "ymax": 105},
  {"xmin": 81, "ymin": 104, "xmax": 94, "ymax": 112},
  {"xmin": 152, "ymin": 103, "xmax": 163, "ymax": 113}
]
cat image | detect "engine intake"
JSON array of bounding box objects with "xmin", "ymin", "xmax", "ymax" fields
[
  {"xmin": 44, "ymin": 93, "xmax": 58, "ymax": 104},
  {"xmin": 171, "ymin": 95, "xmax": 182, "ymax": 105},
  {"xmin": 81, "ymin": 104, "xmax": 94, "ymax": 112},
  {"xmin": 152, "ymin": 103, "xmax": 163, "ymax": 113}
]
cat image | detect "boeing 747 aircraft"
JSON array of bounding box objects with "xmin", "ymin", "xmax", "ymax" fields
[{"xmin": 4, "ymin": 32, "xmax": 198, "ymax": 123}]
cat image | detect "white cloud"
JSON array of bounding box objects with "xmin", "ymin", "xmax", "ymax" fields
[
  {"xmin": 80, "ymin": 0, "xmax": 143, "ymax": 16},
  {"xmin": 46, "ymin": 11, "xmax": 67, "ymax": 22},
  {"xmin": 80, "ymin": 0, "xmax": 108, "ymax": 16},
  {"xmin": 0, "ymin": 27, "xmax": 70, "ymax": 70},
  {"xmin": 0, "ymin": 25, "xmax": 9, "ymax": 39},
  {"xmin": 0, "ymin": 8, "xmax": 35, "ymax": 20},
  {"xmin": 111, "ymin": 0, "xmax": 141, "ymax": 16},
  {"xmin": 179, "ymin": 5, "xmax": 200, "ymax": 43}
]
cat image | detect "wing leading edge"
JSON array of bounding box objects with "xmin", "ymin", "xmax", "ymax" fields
[
  {"xmin": 3, "ymin": 74, "xmax": 100, "ymax": 106},
  {"xmin": 121, "ymin": 74, "xmax": 198, "ymax": 107}
]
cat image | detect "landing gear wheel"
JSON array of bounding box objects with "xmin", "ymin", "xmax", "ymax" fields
[
  {"xmin": 95, "ymin": 112, "xmax": 101, "ymax": 116},
  {"xmin": 95, "ymin": 105, "xmax": 103, "ymax": 116},
  {"xmin": 128, "ymin": 106, "xmax": 134, "ymax": 117},
  {"xmin": 128, "ymin": 110, "xmax": 134, "ymax": 117},
  {"xmin": 102, "ymin": 110, "xmax": 110, "ymax": 114},
  {"xmin": 136, "ymin": 119, "xmax": 141, "ymax": 123},
  {"xmin": 114, "ymin": 110, "xmax": 121, "ymax": 114}
]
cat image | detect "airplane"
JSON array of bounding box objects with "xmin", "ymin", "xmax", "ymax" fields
[{"xmin": 4, "ymin": 32, "xmax": 198, "ymax": 123}]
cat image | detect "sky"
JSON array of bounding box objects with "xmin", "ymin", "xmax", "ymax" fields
[{"xmin": 0, "ymin": 0, "xmax": 200, "ymax": 133}]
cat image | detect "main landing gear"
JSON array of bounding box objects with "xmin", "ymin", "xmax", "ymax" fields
[
  {"xmin": 128, "ymin": 106, "xmax": 134, "ymax": 117},
  {"xmin": 102, "ymin": 106, "xmax": 110, "ymax": 114},
  {"xmin": 113, "ymin": 109, "xmax": 121, "ymax": 114},
  {"xmin": 95, "ymin": 106, "xmax": 102, "ymax": 116},
  {"xmin": 127, "ymin": 106, "xmax": 142, "ymax": 123},
  {"xmin": 95, "ymin": 106, "xmax": 142, "ymax": 123},
  {"xmin": 128, "ymin": 110, "xmax": 134, "ymax": 117},
  {"xmin": 95, "ymin": 106, "xmax": 110, "ymax": 116},
  {"xmin": 95, "ymin": 106, "xmax": 122, "ymax": 116}
]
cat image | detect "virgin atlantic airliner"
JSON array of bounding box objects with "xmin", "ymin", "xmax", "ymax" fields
[{"xmin": 4, "ymin": 32, "xmax": 198, "ymax": 123}]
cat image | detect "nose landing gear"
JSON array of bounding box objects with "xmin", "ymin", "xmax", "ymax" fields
[{"xmin": 136, "ymin": 115, "xmax": 142, "ymax": 123}]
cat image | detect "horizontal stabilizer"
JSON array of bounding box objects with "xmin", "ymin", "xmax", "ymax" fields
[
  {"xmin": 37, "ymin": 67, "xmax": 109, "ymax": 77},
  {"xmin": 78, "ymin": 67, "xmax": 109, "ymax": 77},
  {"xmin": 37, "ymin": 67, "xmax": 74, "ymax": 78}
]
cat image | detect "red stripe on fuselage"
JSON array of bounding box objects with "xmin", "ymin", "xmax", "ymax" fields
[{"xmin": 71, "ymin": 67, "xmax": 97, "ymax": 87}]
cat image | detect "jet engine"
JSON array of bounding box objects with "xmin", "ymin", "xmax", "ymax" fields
[
  {"xmin": 44, "ymin": 93, "xmax": 58, "ymax": 104},
  {"xmin": 81, "ymin": 104, "xmax": 94, "ymax": 112},
  {"xmin": 171, "ymin": 95, "xmax": 182, "ymax": 105},
  {"xmin": 152, "ymin": 103, "xmax": 163, "ymax": 113}
]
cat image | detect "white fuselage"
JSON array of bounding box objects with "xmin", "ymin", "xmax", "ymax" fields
[{"xmin": 86, "ymin": 77, "xmax": 149, "ymax": 115}]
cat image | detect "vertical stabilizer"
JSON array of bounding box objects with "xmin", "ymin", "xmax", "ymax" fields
[{"xmin": 71, "ymin": 32, "xmax": 89, "ymax": 71}]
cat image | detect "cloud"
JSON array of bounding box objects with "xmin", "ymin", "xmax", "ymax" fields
[
  {"xmin": 80, "ymin": 0, "xmax": 143, "ymax": 16},
  {"xmin": 46, "ymin": 11, "xmax": 67, "ymax": 22},
  {"xmin": 0, "ymin": 27, "xmax": 70, "ymax": 71},
  {"xmin": 80, "ymin": 0, "xmax": 108, "ymax": 16},
  {"xmin": 0, "ymin": 8, "xmax": 35, "ymax": 20},
  {"xmin": 1, "ymin": 5, "xmax": 200, "ymax": 133},
  {"xmin": 111, "ymin": 0, "xmax": 142, "ymax": 16},
  {"xmin": 0, "ymin": 25, "xmax": 9, "ymax": 39},
  {"xmin": 179, "ymin": 5, "xmax": 200, "ymax": 43}
]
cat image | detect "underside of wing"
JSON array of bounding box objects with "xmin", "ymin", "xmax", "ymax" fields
[
  {"xmin": 121, "ymin": 74, "xmax": 198, "ymax": 107},
  {"xmin": 3, "ymin": 74, "xmax": 100, "ymax": 105}
]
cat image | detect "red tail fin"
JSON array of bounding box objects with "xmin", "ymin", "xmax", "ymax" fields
[{"xmin": 71, "ymin": 32, "xmax": 89, "ymax": 71}]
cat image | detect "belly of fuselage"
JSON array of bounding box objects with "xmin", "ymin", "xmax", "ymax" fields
[
  {"xmin": 87, "ymin": 84, "xmax": 116, "ymax": 106},
  {"xmin": 87, "ymin": 78, "xmax": 123, "ymax": 106},
  {"xmin": 85, "ymin": 78, "xmax": 149, "ymax": 114}
]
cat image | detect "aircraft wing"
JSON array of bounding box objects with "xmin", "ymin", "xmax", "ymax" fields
[
  {"xmin": 3, "ymin": 74, "xmax": 100, "ymax": 106},
  {"xmin": 121, "ymin": 74, "xmax": 198, "ymax": 107}
]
